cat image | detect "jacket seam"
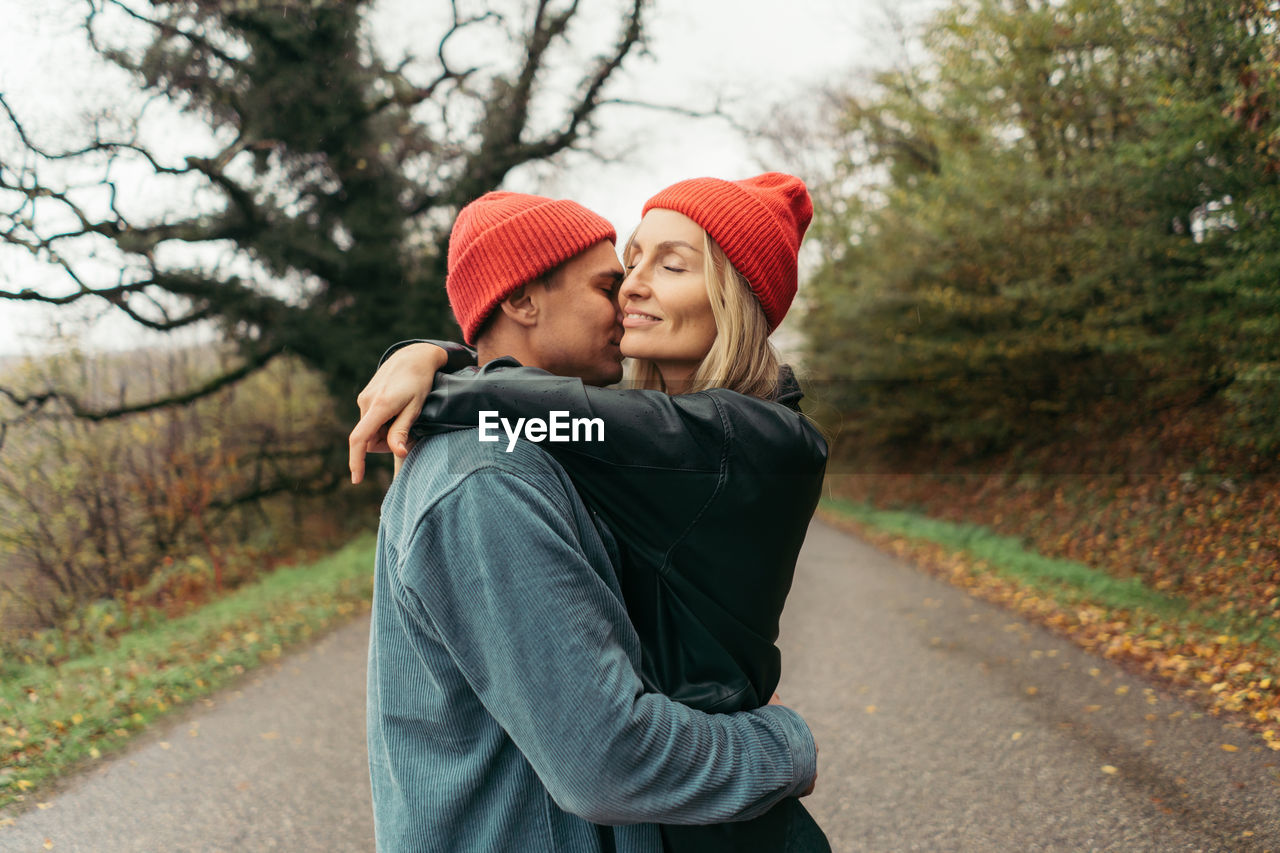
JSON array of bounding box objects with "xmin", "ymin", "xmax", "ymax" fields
[
  {"xmin": 657, "ymin": 392, "xmax": 731, "ymax": 576},
  {"xmin": 699, "ymin": 680, "xmax": 755, "ymax": 713},
  {"xmin": 397, "ymin": 459, "xmax": 577, "ymax": 596}
]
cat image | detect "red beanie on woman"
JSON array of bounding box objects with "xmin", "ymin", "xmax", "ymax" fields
[
  {"xmin": 447, "ymin": 191, "xmax": 617, "ymax": 344},
  {"xmin": 642, "ymin": 172, "xmax": 812, "ymax": 331}
]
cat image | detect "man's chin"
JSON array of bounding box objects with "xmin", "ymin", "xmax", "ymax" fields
[{"xmin": 583, "ymin": 363, "xmax": 624, "ymax": 387}]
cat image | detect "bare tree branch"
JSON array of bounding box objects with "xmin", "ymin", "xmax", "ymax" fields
[
  {"xmin": 442, "ymin": 0, "xmax": 648, "ymax": 206},
  {"xmin": 518, "ymin": 0, "xmax": 645, "ymax": 161},
  {"xmin": 94, "ymin": 0, "xmax": 244, "ymax": 71},
  {"xmin": 368, "ymin": 1, "xmax": 497, "ymax": 116},
  {"xmin": 0, "ymin": 346, "xmax": 283, "ymax": 422},
  {"xmin": 1, "ymin": 94, "xmax": 195, "ymax": 176}
]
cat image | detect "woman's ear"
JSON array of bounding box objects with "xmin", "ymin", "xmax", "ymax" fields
[{"xmin": 496, "ymin": 283, "xmax": 538, "ymax": 328}]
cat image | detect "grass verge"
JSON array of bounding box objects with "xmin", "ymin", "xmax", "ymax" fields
[
  {"xmin": 819, "ymin": 498, "xmax": 1280, "ymax": 747},
  {"xmin": 0, "ymin": 534, "xmax": 376, "ymax": 814}
]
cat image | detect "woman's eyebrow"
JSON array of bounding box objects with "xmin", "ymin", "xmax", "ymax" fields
[
  {"xmin": 628, "ymin": 238, "xmax": 701, "ymax": 257},
  {"xmin": 655, "ymin": 240, "xmax": 701, "ymax": 254}
]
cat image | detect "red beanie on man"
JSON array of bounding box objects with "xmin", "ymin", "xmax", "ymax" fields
[
  {"xmin": 447, "ymin": 192, "xmax": 617, "ymax": 344},
  {"xmin": 642, "ymin": 172, "xmax": 812, "ymax": 331}
]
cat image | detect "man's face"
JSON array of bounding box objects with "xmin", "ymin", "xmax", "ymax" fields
[{"xmin": 527, "ymin": 240, "xmax": 625, "ymax": 386}]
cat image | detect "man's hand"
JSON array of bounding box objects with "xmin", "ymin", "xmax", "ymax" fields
[
  {"xmin": 348, "ymin": 343, "xmax": 448, "ymax": 484},
  {"xmin": 768, "ymin": 692, "xmax": 817, "ymax": 797}
]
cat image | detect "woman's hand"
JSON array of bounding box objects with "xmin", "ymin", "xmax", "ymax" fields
[{"xmin": 348, "ymin": 343, "xmax": 449, "ymax": 484}]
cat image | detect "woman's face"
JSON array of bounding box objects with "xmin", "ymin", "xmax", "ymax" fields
[{"xmin": 619, "ymin": 209, "xmax": 717, "ymax": 384}]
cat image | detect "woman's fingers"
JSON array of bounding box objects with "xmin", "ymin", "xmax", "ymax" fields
[
  {"xmin": 349, "ymin": 388, "xmax": 405, "ymax": 483},
  {"xmin": 347, "ymin": 343, "xmax": 448, "ymax": 484},
  {"xmin": 387, "ymin": 394, "xmax": 426, "ymax": 458},
  {"xmin": 348, "ymin": 410, "xmax": 389, "ymax": 485}
]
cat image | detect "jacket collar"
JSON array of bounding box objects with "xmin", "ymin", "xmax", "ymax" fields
[
  {"xmin": 774, "ymin": 364, "xmax": 804, "ymax": 410},
  {"xmin": 471, "ymin": 356, "xmax": 807, "ymax": 411}
]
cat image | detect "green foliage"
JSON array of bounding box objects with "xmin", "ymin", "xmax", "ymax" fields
[{"xmin": 801, "ymin": 0, "xmax": 1280, "ymax": 458}]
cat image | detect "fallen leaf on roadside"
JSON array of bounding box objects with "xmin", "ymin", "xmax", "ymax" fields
[
  {"xmin": 1101, "ymin": 765, "xmax": 1119, "ymax": 774},
  {"xmin": 1221, "ymin": 743, "xmax": 1238, "ymax": 752}
]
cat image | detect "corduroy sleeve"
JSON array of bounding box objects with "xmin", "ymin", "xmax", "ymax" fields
[{"xmin": 398, "ymin": 460, "xmax": 816, "ymax": 826}]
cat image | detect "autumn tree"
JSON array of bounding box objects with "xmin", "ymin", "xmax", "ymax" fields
[
  {"xmin": 0, "ymin": 0, "xmax": 651, "ymax": 416},
  {"xmin": 797, "ymin": 0, "xmax": 1280, "ymax": 458},
  {"xmin": 0, "ymin": 349, "xmax": 347, "ymax": 625},
  {"xmin": 1170, "ymin": 0, "xmax": 1280, "ymax": 453}
]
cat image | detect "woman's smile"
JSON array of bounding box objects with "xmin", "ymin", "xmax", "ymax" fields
[{"xmin": 623, "ymin": 311, "xmax": 662, "ymax": 327}]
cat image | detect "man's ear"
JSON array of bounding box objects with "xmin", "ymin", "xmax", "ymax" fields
[{"xmin": 496, "ymin": 283, "xmax": 538, "ymax": 328}]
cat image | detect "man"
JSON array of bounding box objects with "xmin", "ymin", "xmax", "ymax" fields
[{"xmin": 354, "ymin": 192, "xmax": 817, "ymax": 852}]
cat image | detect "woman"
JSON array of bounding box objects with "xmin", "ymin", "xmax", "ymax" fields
[{"xmin": 359, "ymin": 173, "xmax": 830, "ymax": 852}]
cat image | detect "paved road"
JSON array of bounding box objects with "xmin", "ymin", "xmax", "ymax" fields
[
  {"xmin": 780, "ymin": 520, "xmax": 1280, "ymax": 851},
  {"xmin": 4, "ymin": 519, "xmax": 1280, "ymax": 852},
  {"xmin": 1, "ymin": 624, "xmax": 374, "ymax": 853}
]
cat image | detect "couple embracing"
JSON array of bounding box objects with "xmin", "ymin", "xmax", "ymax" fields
[{"xmin": 349, "ymin": 172, "xmax": 831, "ymax": 852}]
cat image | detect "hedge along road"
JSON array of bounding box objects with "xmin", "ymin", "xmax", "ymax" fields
[{"xmin": 3, "ymin": 520, "xmax": 1280, "ymax": 852}]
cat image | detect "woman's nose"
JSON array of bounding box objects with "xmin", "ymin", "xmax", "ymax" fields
[{"xmin": 619, "ymin": 266, "xmax": 650, "ymax": 301}]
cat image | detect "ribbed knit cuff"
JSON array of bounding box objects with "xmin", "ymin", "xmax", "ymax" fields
[{"xmin": 752, "ymin": 703, "xmax": 818, "ymax": 797}]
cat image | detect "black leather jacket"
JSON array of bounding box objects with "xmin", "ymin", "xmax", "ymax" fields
[{"xmin": 403, "ymin": 345, "xmax": 829, "ymax": 714}]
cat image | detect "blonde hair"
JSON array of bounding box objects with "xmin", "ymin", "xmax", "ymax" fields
[{"xmin": 625, "ymin": 230, "xmax": 780, "ymax": 399}]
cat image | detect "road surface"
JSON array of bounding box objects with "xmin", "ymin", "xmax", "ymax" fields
[{"xmin": 3, "ymin": 519, "xmax": 1278, "ymax": 851}]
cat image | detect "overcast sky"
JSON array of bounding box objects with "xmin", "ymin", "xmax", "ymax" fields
[{"xmin": 0, "ymin": 0, "xmax": 939, "ymax": 355}]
